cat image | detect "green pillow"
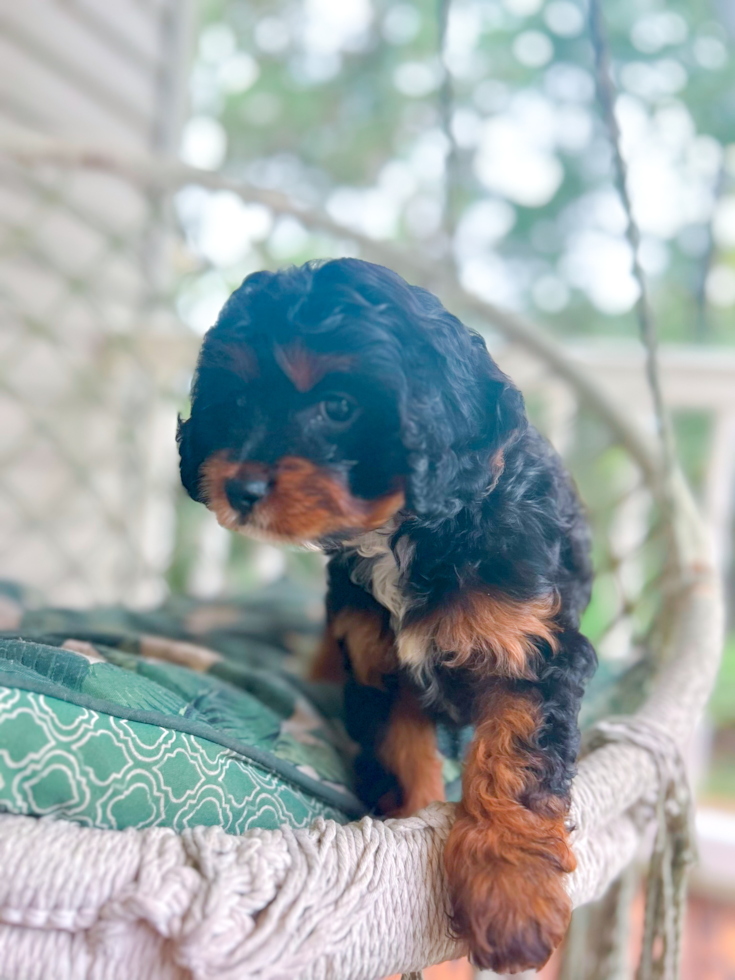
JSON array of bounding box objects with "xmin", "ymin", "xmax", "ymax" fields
[
  {"xmin": 0, "ymin": 581, "xmax": 365, "ymax": 831},
  {"xmin": 0, "ymin": 580, "xmax": 467, "ymax": 833}
]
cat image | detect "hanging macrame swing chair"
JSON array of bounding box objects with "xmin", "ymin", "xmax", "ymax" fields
[{"xmin": 0, "ymin": 185, "xmax": 721, "ymax": 977}]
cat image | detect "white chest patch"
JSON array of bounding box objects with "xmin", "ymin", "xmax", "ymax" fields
[
  {"xmin": 345, "ymin": 523, "xmax": 412, "ymax": 628},
  {"xmin": 344, "ymin": 522, "xmax": 432, "ymax": 672}
]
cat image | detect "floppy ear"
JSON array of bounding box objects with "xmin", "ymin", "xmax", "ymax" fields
[
  {"xmin": 177, "ymin": 413, "xmax": 205, "ymax": 503},
  {"xmin": 478, "ymin": 356, "xmax": 527, "ymax": 488},
  {"xmin": 400, "ymin": 338, "xmax": 527, "ymax": 519}
]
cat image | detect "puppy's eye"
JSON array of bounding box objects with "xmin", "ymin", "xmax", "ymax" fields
[{"xmin": 320, "ymin": 396, "xmax": 357, "ymax": 425}]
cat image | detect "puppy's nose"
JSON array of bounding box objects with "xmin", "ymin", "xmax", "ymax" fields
[{"xmin": 225, "ymin": 477, "xmax": 269, "ymax": 514}]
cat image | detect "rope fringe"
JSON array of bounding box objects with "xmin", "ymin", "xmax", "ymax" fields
[{"xmin": 586, "ymin": 718, "xmax": 696, "ymax": 980}]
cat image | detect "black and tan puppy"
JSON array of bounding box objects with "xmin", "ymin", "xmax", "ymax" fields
[{"xmin": 178, "ymin": 258, "xmax": 597, "ymax": 974}]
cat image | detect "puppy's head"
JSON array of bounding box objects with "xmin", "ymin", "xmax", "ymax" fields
[{"xmin": 178, "ymin": 258, "xmax": 526, "ymax": 546}]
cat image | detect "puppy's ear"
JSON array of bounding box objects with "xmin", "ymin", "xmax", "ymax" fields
[
  {"xmin": 478, "ymin": 356, "xmax": 527, "ymax": 486},
  {"xmin": 400, "ymin": 337, "xmax": 526, "ymax": 519},
  {"xmin": 177, "ymin": 413, "xmax": 204, "ymax": 503}
]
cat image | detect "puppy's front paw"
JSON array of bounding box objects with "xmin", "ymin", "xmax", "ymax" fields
[
  {"xmin": 455, "ymin": 856, "xmax": 570, "ymax": 973},
  {"xmin": 445, "ymin": 813, "xmax": 574, "ymax": 974}
]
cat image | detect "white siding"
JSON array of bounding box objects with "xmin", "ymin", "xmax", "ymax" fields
[{"xmin": 0, "ymin": 0, "xmax": 194, "ymax": 605}]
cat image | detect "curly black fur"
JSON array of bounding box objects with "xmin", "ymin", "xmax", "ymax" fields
[{"xmin": 179, "ymin": 256, "xmax": 597, "ymax": 810}]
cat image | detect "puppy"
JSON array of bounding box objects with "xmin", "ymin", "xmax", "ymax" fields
[{"xmin": 178, "ymin": 258, "xmax": 597, "ymax": 974}]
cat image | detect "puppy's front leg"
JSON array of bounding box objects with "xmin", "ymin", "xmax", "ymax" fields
[
  {"xmin": 445, "ymin": 623, "xmax": 595, "ymax": 975},
  {"xmin": 444, "ymin": 680, "xmax": 575, "ymax": 974},
  {"xmin": 331, "ymin": 606, "xmax": 445, "ymax": 816},
  {"xmin": 373, "ymin": 679, "xmax": 445, "ymax": 817}
]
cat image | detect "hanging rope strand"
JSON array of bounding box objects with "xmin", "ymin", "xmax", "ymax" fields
[
  {"xmin": 588, "ymin": 0, "xmax": 677, "ymax": 482},
  {"xmin": 437, "ymin": 0, "xmax": 460, "ymax": 261},
  {"xmin": 587, "ymin": 7, "xmax": 698, "ymax": 980}
]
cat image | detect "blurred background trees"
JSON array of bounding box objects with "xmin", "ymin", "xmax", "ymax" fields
[{"xmin": 177, "ymin": 0, "xmax": 735, "ymax": 345}]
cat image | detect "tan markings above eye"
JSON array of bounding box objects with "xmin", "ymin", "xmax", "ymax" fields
[{"xmin": 274, "ymin": 342, "xmax": 353, "ymax": 393}]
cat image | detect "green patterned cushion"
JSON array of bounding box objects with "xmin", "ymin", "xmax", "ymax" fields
[{"xmin": 0, "ymin": 581, "xmax": 367, "ymax": 831}]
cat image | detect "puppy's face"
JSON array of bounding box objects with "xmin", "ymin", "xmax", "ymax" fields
[
  {"xmin": 179, "ymin": 325, "xmax": 407, "ymax": 547},
  {"xmin": 179, "ymin": 259, "xmax": 526, "ymax": 545}
]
